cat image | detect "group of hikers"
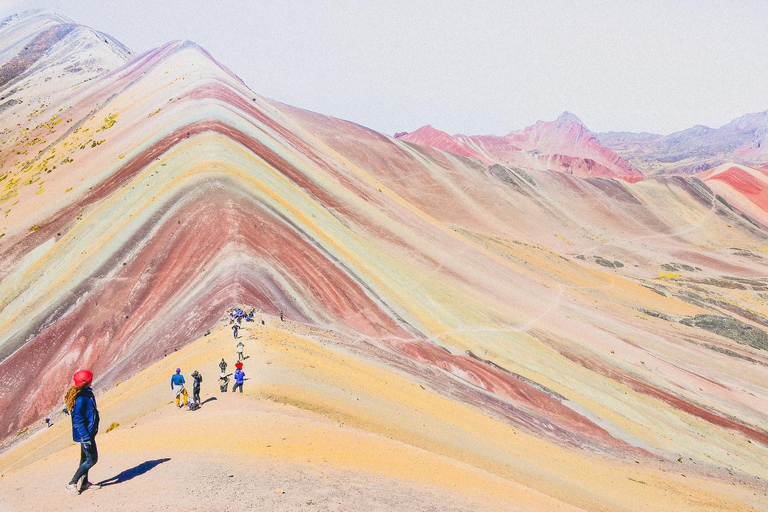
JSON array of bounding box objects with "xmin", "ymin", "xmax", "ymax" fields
[
  {"xmin": 170, "ymin": 368, "xmax": 204, "ymax": 409},
  {"xmin": 229, "ymin": 307, "xmax": 282, "ymax": 339},
  {"xmin": 171, "ymin": 341, "xmax": 248, "ymax": 412},
  {"xmin": 62, "ymin": 305, "xmax": 273, "ymax": 495},
  {"xmin": 217, "ymin": 357, "xmax": 246, "ymax": 393}
]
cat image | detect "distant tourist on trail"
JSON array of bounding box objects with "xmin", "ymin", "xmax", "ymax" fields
[
  {"xmin": 246, "ymin": 309, "xmax": 254, "ymax": 322},
  {"xmin": 219, "ymin": 357, "xmax": 227, "ymax": 374},
  {"xmin": 219, "ymin": 372, "xmax": 230, "ymax": 392},
  {"xmin": 280, "ymin": 310, "xmax": 284, "ymax": 322},
  {"xmin": 228, "ymin": 311, "xmax": 235, "ymax": 324},
  {"xmin": 237, "ymin": 339, "xmax": 244, "ymax": 360},
  {"xmin": 190, "ymin": 370, "xmax": 203, "ymax": 408},
  {"xmin": 232, "ymin": 324, "xmax": 240, "ymax": 339},
  {"xmin": 232, "ymin": 362, "xmax": 245, "ymax": 393},
  {"xmin": 65, "ymin": 369, "xmax": 100, "ymax": 495},
  {"xmin": 171, "ymin": 368, "xmax": 188, "ymax": 408}
]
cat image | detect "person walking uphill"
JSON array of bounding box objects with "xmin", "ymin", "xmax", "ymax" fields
[
  {"xmin": 232, "ymin": 362, "xmax": 245, "ymax": 393},
  {"xmin": 237, "ymin": 340, "xmax": 244, "ymax": 361},
  {"xmin": 65, "ymin": 370, "xmax": 100, "ymax": 495},
  {"xmin": 171, "ymin": 368, "xmax": 188, "ymax": 408}
]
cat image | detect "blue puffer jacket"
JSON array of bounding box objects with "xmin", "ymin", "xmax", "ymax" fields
[
  {"xmin": 71, "ymin": 387, "xmax": 100, "ymax": 443},
  {"xmin": 171, "ymin": 373, "xmax": 185, "ymax": 388},
  {"xmin": 234, "ymin": 369, "xmax": 245, "ymax": 384}
]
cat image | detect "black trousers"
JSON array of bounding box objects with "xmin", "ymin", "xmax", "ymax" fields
[
  {"xmin": 232, "ymin": 382, "xmax": 243, "ymax": 393},
  {"xmin": 70, "ymin": 439, "xmax": 98, "ymax": 485}
]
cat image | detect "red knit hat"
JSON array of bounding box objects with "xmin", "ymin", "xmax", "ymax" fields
[
  {"xmin": 235, "ymin": 362, "xmax": 243, "ymax": 369},
  {"xmin": 73, "ymin": 370, "xmax": 93, "ymax": 387}
]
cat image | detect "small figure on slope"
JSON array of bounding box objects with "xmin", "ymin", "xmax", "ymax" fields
[
  {"xmin": 219, "ymin": 372, "xmax": 230, "ymax": 392},
  {"xmin": 232, "ymin": 362, "xmax": 245, "ymax": 393},
  {"xmin": 171, "ymin": 368, "xmax": 188, "ymax": 408},
  {"xmin": 190, "ymin": 370, "xmax": 203, "ymax": 410}
]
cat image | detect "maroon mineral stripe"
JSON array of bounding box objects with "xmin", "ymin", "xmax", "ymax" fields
[
  {"xmin": 389, "ymin": 339, "xmax": 644, "ymax": 453},
  {"xmin": 184, "ymin": 81, "xmax": 390, "ymax": 208},
  {"xmin": 537, "ymin": 333, "xmax": 768, "ymax": 446},
  {"xmin": 0, "ymin": 181, "xmax": 415, "ymax": 439}
]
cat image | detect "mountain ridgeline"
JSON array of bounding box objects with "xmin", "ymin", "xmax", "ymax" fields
[{"xmin": 399, "ymin": 110, "xmax": 768, "ymax": 178}]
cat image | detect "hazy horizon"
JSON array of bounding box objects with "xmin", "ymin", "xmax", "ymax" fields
[{"xmin": 3, "ymin": 1, "xmax": 768, "ymax": 137}]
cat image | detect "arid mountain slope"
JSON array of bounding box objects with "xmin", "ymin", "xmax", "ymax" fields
[
  {"xmin": 0, "ymin": 11, "xmax": 767, "ymax": 511},
  {"xmin": 2, "ymin": 321, "xmax": 764, "ymax": 511}
]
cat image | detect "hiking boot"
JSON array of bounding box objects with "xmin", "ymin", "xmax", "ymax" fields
[
  {"xmin": 66, "ymin": 483, "xmax": 79, "ymax": 495},
  {"xmin": 79, "ymin": 481, "xmax": 98, "ymax": 492}
]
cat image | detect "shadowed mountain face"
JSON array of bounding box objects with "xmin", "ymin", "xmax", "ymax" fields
[{"xmin": 1, "ymin": 11, "xmax": 767, "ymax": 490}]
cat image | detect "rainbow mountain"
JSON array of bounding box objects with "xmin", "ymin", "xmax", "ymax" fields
[{"xmin": 1, "ymin": 10, "xmax": 767, "ymax": 510}]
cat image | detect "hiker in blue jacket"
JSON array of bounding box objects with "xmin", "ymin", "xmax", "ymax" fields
[
  {"xmin": 232, "ymin": 362, "xmax": 245, "ymax": 393},
  {"xmin": 171, "ymin": 368, "xmax": 188, "ymax": 407},
  {"xmin": 65, "ymin": 369, "xmax": 100, "ymax": 495}
]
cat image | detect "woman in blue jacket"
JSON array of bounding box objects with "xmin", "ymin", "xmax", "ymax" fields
[{"xmin": 65, "ymin": 369, "xmax": 100, "ymax": 494}]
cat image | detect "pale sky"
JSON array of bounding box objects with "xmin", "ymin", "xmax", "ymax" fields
[{"xmin": 3, "ymin": 0, "xmax": 768, "ymax": 137}]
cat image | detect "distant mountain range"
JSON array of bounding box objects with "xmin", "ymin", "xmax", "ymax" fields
[
  {"xmin": 597, "ymin": 110, "xmax": 768, "ymax": 175},
  {"xmin": 398, "ymin": 110, "xmax": 768, "ymax": 179},
  {"xmin": 397, "ymin": 112, "xmax": 644, "ymax": 182}
]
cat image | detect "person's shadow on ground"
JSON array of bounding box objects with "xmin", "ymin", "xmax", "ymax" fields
[
  {"xmin": 96, "ymin": 458, "xmax": 171, "ymax": 487},
  {"xmin": 200, "ymin": 397, "xmax": 217, "ymax": 405}
]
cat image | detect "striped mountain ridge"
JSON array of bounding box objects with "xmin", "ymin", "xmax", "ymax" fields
[{"xmin": 0, "ymin": 12, "xmax": 767, "ymax": 507}]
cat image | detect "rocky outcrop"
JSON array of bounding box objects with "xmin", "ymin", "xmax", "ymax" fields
[{"xmin": 680, "ymin": 314, "xmax": 768, "ymax": 351}]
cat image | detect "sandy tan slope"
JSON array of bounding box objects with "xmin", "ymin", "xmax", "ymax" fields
[{"xmin": 2, "ymin": 318, "xmax": 765, "ymax": 511}]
